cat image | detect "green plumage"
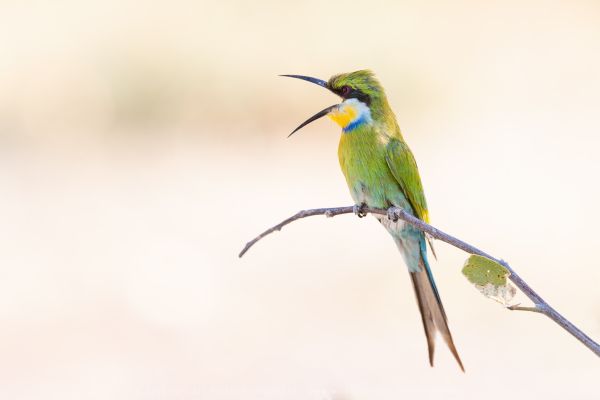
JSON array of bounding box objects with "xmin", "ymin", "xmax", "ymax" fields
[{"xmin": 285, "ymin": 70, "xmax": 464, "ymax": 370}]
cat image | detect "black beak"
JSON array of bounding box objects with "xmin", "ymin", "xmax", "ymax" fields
[
  {"xmin": 281, "ymin": 74, "xmax": 337, "ymax": 137},
  {"xmin": 287, "ymin": 104, "xmax": 338, "ymax": 137},
  {"xmin": 280, "ymin": 74, "xmax": 329, "ymax": 89}
]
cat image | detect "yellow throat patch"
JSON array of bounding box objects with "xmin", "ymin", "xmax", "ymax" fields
[
  {"xmin": 327, "ymin": 99, "xmax": 371, "ymax": 131},
  {"xmin": 328, "ymin": 103, "xmax": 358, "ymax": 129}
]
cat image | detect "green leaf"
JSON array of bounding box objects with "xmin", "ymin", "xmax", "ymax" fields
[
  {"xmin": 462, "ymin": 255, "xmax": 509, "ymax": 286},
  {"xmin": 462, "ymin": 255, "xmax": 516, "ymax": 305}
]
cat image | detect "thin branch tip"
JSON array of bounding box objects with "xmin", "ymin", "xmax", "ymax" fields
[{"xmin": 507, "ymin": 305, "xmax": 544, "ymax": 314}]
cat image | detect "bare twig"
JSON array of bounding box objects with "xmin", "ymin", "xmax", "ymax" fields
[
  {"xmin": 508, "ymin": 305, "xmax": 545, "ymax": 314},
  {"xmin": 239, "ymin": 205, "xmax": 600, "ymax": 358}
]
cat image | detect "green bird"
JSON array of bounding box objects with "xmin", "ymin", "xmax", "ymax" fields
[{"xmin": 283, "ymin": 70, "xmax": 464, "ymax": 371}]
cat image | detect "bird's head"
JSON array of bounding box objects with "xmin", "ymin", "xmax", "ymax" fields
[{"xmin": 282, "ymin": 70, "xmax": 390, "ymax": 137}]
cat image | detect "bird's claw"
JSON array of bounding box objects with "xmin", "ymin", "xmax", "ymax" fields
[
  {"xmin": 387, "ymin": 207, "xmax": 399, "ymax": 222},
  {"xmin": 353, "ymin": 203, "xmax": 368, "ymax": 218}
]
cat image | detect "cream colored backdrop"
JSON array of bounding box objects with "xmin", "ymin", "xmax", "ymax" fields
[{"xmin": 0, "ymin": 1, "xmax": 599, "ymax": 399}]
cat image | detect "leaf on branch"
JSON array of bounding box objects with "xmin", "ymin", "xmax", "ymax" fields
[{"xmin": 462, "ymin": 255, "xmax": 516, "ymax": 305}]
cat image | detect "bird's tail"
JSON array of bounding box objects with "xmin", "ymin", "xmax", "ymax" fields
[{"xmin": 410, "ymin": 254, "xmax": 464, "ymax": 371}]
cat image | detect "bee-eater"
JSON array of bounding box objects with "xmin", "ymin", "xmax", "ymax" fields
[{"xmin": 282, "ymin": 70, "xmax": 464, "ymax": 370}]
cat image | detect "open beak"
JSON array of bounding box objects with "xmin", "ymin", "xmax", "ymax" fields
[{"xmin": 281, "ymin": 74, "xmax": 338, "ymax": 137}]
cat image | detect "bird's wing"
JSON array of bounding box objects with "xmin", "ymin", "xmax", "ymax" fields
[
  {"xmin": 386, "ymin": 137, "xmax": 437, "ymax": 258},
  {"xmin": 385, "ymin": 137, "xmax": 429, "ymax": 223}
]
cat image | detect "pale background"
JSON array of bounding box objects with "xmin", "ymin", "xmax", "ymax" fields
[{"xmin": 1, "ymin": 1, "xmax": 599, "ymax": 399}]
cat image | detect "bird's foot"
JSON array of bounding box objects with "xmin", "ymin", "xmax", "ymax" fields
[
  {"xmin": 387, "ymin": 207, "xmax": 399, "ymax": 222},
  {"xmin": 353, "ymin": 203, "xmax": 368, "ymax": 218}
]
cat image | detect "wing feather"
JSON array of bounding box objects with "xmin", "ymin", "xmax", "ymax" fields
[{"xmin": 385, "ymin": 138, "xmax": 429, "ymax": 223}]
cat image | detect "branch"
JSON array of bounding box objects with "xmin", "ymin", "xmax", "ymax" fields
[{"xmin": 239, "ymin": 205, "xmax": 600, "ymax": 358}]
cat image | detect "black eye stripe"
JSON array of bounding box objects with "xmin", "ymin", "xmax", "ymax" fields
[
  {"xmin": 349, "ymin": 89, "xmax": 371, "ymax": 106},
  {"xmin": 333, "ymin": 86, "xmax": 371, "ymax": 106}
]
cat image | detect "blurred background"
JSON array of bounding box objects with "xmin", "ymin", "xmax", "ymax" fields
[{"xmin": 1, "ymin": 0, "xmax": 599, "ymax": 398}]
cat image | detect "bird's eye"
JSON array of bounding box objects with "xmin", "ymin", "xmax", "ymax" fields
[{"xmin": 341, "ymin": 85, "xmax": 352, "ymax": 96}]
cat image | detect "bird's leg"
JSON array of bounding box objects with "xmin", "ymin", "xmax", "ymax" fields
[
  {"xmin": 353, "ymin": 203, "xmax": 368, "ymax": 218},
  {"xmin": 387, "ymin": 207, "xmax": 399, "ymax": 222}
]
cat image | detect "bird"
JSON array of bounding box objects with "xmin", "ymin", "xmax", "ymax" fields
[{"xmin": 282, "ymin": 70, "xmax": 464, "ymax": 371}]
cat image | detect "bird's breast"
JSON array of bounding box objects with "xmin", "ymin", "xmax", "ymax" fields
[{"xmin": 337, "ymin": 128, "xmax": 395, "ymax": 208}]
